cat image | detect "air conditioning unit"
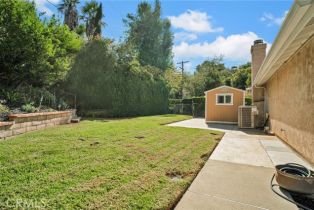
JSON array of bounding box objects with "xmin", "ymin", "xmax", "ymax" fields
[{"xmin": 238, "ymin": 106, "xmax": 256, "ymax": 128}]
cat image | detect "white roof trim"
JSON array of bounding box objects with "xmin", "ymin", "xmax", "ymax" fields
[
  {"xmin": 204, "ymin": 85, "xmax": 245, "ymax": 94},
  {"xmin": 254, "ymin": 0, "xmax": 314, "ymax": 86}
]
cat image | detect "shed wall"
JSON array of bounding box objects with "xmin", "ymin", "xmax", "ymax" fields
[{"xmin": 205, "ymin": 87, "xmax": 245, "ymax": 123}]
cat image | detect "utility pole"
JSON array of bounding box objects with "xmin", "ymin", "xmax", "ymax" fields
[{"xmin": 177, "ymin": 61, "xmax": 189, "ymax": 99}]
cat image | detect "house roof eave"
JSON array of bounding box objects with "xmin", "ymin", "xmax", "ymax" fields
[{"xmin": 254, "ymin": 1, "xmax": 314, "ymax": 86}]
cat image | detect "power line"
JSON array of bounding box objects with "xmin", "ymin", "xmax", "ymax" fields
[{"xmin": 45, "ymin": 0, "xmax": 58, "ymax": 8}]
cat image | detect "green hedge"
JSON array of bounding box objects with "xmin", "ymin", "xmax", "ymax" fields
[
  {"xmin": 69, "ymin": 40, "xmax": 169, "ymax": 117},
  {"xmin": 169, "ymin": 99, "xmax": 181, "ymax": 108},
  {"xmin": 192, "ymin": 96, "xmax": 205, "ymax": 104}
]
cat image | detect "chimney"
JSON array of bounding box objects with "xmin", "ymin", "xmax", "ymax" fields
[
  {"xmin": 251, "ymin": 39, "xmax": 267, "ymax": 84},
  {"xmin": 250, "ymin": 39, "xmax": 267, "ymax": 128}
]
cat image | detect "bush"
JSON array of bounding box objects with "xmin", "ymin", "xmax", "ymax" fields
[
  {"xmin": 57, "ymin": 99, "xmax": 69, "ymax": 110},
  {"xmin": 245, "ymin": 96, "xmax": 252, "ymax": 105},
  {"xmin": 0, "ymin": 85, "xmax": 56, "ymax": 108},
  {"xmin": 21, "ymin": 102, "xmax": 37, "ymax": 113},
  {"xmin": 0, "ymin": 103, "xmax": 9, "ymax": 114}
]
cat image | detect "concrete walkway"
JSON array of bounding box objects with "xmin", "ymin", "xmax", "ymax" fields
[{"xmin": 168, "ymin": 119, "xmax": 313, "ymax": 210}]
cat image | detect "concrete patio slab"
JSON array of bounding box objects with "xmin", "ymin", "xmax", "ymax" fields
[
  {"xmin": 168, "ymin": 118, "xmax": 313, "ymax": 169},
  {"xmin": 170, "ymin": 118, "xmax": 313, "ymax": 210},
  {"xmin": 260, "ymin": 140, "xmax": 314, "ymax": 170},
  {"xmin": 175, "ymin": 190, "xmax": 267, "ymax": 210},
  {"xmin": 167, "ymin": 118, "xmax": 239, "ymax": 132},
  {"xmin": 175, "ymin": 160, "xmax": 297, "ymax": 210},
  {"xmin": 210, "ymin": 136, "xmax": 274, "ymax": 168}
]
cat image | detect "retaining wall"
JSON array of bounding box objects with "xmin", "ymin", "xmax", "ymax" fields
[{"xmin": 0, "ymin": 110, "xmax": 73, "ymax": 139}]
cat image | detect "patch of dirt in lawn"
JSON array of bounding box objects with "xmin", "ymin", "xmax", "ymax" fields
[
  {"xmin": 200, "ymin": 153, "xmax": 211, "ymax": 161},
  {"xmin": 134, "ymin": 136, "xmax": 145, "ymax": 139},
  {"xmin": 72, "ymin": 177, "xmax": 107, "ymax": 192},
  {"xmin": 166, "ymin": 170, "xmax": 193, "ymax": 181},
  {"xmin": 90, "ymin": 142, "xmax": 100, "ymax": 146}
]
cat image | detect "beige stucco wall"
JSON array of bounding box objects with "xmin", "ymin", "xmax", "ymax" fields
[
  {"xmin": 205, "ymin": 87, "xmax": 245, "ymax": 123},
  {"xmin": 265, "ymin": 36, "xmax": 314, "ymax": 164}
]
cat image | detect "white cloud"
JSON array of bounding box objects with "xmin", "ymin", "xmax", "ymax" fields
[
  {"xmin": 173, "ymin": 32, "xmax": 270, "ymax": 62},
  {"xmin": 260, "ymin": 11, "xmax": 288, "ymax": 26},
  {"xmin": 33, "ymin": 0, "xmax": 59, "ymax": 16},
  {"xmin": 168, "ymin": 10, "xmax": 223, "ymax": 33},
  {"xmin": 174, "ymin": 32, "xmax": 198, "ymax": 42}
]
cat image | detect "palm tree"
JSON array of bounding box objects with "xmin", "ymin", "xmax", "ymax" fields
[
  {"xmin": 81, "ymin": 0, "xmax": 104, "ymax": 40},
  {"xmin": 58, "ymin": 0, "xmax": 80, "ymax": 30}
]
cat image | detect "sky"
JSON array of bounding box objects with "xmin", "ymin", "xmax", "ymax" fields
[{"xmin": 34, "ymin": 0, "xmax": 293, "ymax": 72}]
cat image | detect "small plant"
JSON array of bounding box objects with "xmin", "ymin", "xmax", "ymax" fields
[
  {"xmin": 0, "ymin": 103, "xmax": 9, "ymax": 114},
  {"xmin": 21, "ymin": 102, "xmax": 37, "ymax": 113},
  {"xmin": 58, "ymin": 100, "xmax": 69, "ymax": 110},
  {"xmin": 245, "ymin": 96, "xmax": 252, "ymax": 105}
]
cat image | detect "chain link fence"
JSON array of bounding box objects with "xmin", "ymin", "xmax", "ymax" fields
[{"xmin": 169, "ymin": 98, "xmax": 205, "ymax": 118}]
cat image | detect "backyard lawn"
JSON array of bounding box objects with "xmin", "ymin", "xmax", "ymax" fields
[{"xmin": 0, "ymin": 115, "xmax": 223, "ymax": 209}]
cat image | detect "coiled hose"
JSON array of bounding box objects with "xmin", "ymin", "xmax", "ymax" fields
[{"xmin": 271, "ymin": 163, "xmax": 313, "ymax": 210}]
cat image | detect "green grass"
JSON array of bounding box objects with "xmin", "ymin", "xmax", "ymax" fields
[{"xmin": 0, "ymin": 115, "xmax": 223, "ymax": 209}]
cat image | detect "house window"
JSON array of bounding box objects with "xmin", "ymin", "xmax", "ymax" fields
[{"xmin": 216, "ymin": 93, "xmax": 233, "ymax": 105}]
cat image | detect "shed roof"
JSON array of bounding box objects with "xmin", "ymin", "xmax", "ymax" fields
[{"xmin": 204, "ymin": 85, "xmax": 245, "ymax": 94}]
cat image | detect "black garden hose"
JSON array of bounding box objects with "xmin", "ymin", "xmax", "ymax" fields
[
  {"xmin": 270, "ymin": 174, "xmax": 312, "ymax": 210},
  {"xmin": 271, "ymin": 163, "xmax": 314, "ymax": 210},
  {"xmin": 279, "ymin": 163, "xmax": 312, "ymax": 177}
]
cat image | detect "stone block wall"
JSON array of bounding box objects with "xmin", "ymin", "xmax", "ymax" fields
[{"xmin": 0, "ymin": 110, "xmax": 73, "ymax": 139}]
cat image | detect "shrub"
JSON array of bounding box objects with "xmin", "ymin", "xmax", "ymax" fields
[
  {"xmin": 0, "ymin": 103, "xmax": 9, "ymax": 114},
  {"xmin": 245, "ymin": 96, "xmax": 252, "ymax": 105},
  {"xmin": 21, "ymin": 103, "xmax": 37, "ymax": 113},
  {"xmin": 1, "ymin": 86, "xmax": 56, "ymax": 108},
  {"xmin": 57, "ymin": 99, "xmax": 69, "ymax": 110}
]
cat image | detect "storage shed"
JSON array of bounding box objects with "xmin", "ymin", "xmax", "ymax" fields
[{"xmin": 205, "ymin": 86, "xmax": 245, "ymax": 123}]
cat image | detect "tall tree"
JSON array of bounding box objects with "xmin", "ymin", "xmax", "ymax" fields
[
  {"xmin": 58, "ymin": 0, "xmax": 80, "ymax": 30},
  {"xmin": 81, "ymin": 0, "xmax": 104, "ymax": 40},
  {"xmin": 0, "ymin": 0, "xmax": 82, "ymax": 89},
  {"xmin": 124, "ymin": 0, "xmax": 173, "ymax": 71},
  {"xmin": 189, "ymin": 57, "xmax": 226, "ymax": 96},
  {"xmin": 230, "ymin": 63, "xmax": 251, "ymax": 89}
]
